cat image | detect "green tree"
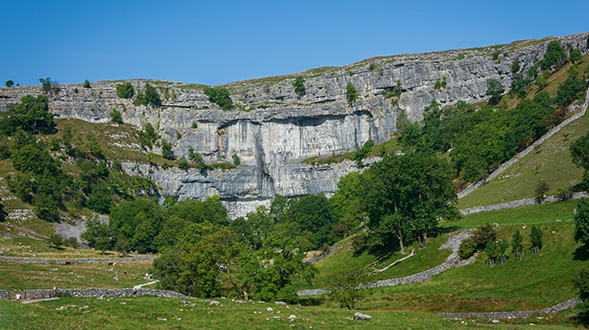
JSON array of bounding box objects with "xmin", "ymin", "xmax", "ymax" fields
[
  {"xmin": 570, "ymin": 49, "xmax": 583, "ymax": 64},
  {"xmin": 3, "ymin": 95, "xmax": 54, "ymax": 134},
  {"xmin": 555, "ymin": 68, "xmax": 585, "ymax": 106},
  {"xmin": 511, "ymin": 229, "xmax": 523, "ymax": 257},
  {"xmin": 82, "ymin": 216, "xmax": 113, "ymax": 248},
  {"xmin": 293, "ymin": 76, "xmax": 305, "ymax": 96},
  {"xmin": 575, "ymin": 198, "xmax": 589, "ymax": 245},
  {"xmin": 39, "ymin": 77, "xmax": 57, "ymax": 94},
  {"xmin": 362, "ymin": 152, "xmax": 459, "ymax": 253},
  {"xmin": 286, "ymin": 194, "xmax": 335, "ymax": 248},
  {"xmin": 570, "ymin": 132, "xmax": 589, "ymax": 188},
  {"xmin": 5, "ymin": 80, "xmax": 14, "ymax": 87},
  {"xmin": 486, "ymin": 79, "xmax": 504, "ymax": 105},
  {"xmin": 95, "ymin": 236, "xmax": 111, "ymax": 254},
  {"xmin": 232, "ymin": 152, "xmax": 241, "ymax": 165},
  {"xmin": 83, "ymin": 79, "xmax": 91, "ymax": 88},
  {"xmin": 134, "ymin": 83, "xmax": 161, "ymax": 107},
  {"xmin": 530, "ymin": 225, "xmax": 543, "ymax": 250},
  {"xmin": 203, "ymin": 86, "xmax": 233, "ymax": 111},
  {"xmin": 325, "ymin": 261, "xmax": 370, "ymax": 309},
  {"xmin": 87, "ymin": 185, "xmax": 112, "ymax": 214},
  {"xmin": 575, "ymin": 267, "xmax": 589, "ymax": 325},
  {"xmin": 116, "ymin": 82, "xmax": 134, "ymax": 99},
  {"xmin": 346, "ymin": 83, "xmax": 358, "ymax": 105},
  {"xmin": 49, "ymin": 234, "xmax": 64, "ymax": 249},
  {"xmin": 540, "ymin": 41, "xmax": 567, "ymax": 70},
  {"xmin": 114, "ymin": 235, "xmax": 130, "ymax": 257},
  {"xmin": 535, "ymin": 180, "xmax": 550, "ymax": 203},
  {"xmin": 472, "ymin": 223, "xmax": 497, "ymax": 250},
  {"xmin": 511, "ymin": 59, "xmax": 520, "ymax": 73}
]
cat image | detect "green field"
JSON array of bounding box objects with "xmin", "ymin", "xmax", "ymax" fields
[{"xmin": 0, "ymin": 296, "xmax": 575, "ymax": 329}]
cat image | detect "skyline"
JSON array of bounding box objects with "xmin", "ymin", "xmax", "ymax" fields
[{"xmin": 1, "ymin": 0, "xmax": 588, "ymax": 87}]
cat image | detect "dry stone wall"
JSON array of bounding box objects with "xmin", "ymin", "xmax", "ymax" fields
[
  {"xmin": 0, "ymin": 257, "xmax": 156, "ymax": 264},
  {"xmin": 297, "ymin": 229, "xmax": 475, "ymax": 296},
  {"xmin": 18, "ymin": 288, "xmax": 192, "ymax": 300},
  {"xmin": 438, "ymin": 298, "xmax": 580, "ymax": 319}
]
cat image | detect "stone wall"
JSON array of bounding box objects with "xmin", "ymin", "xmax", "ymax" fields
[
  {"xmin": 460, "ymin": 192, "xmax": 589, "ymax": 215},
  {"xmin": 297, "ymin": 229, "xmax": 475, "ymax": 296},
  {"xmin": 0, "ymin": 257, "xmax": 156, "ymax": 264},
  {"xmin": 0, "ymin": 290, "xmax": 10, "ymax": 300},
  {"xmin": 20, "ymin": 288, "xmax": 191, "ymax": 300},
  {"xmin": 437, "ymin": 298, "xmax": 580, "ymax": 320}
]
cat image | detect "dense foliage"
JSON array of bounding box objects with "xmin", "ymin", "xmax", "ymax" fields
[
  {"xmin": 293, "ymin": 76, "xmax": 305, "ymax": 96},
  {"xmin": 116, "ymin": 82, "xmax": 134, "ymax": 99},
  {"xmin": 203, "ymin": 86, "xmax": 233, "ymax": 111},
  {"xmin": 346, "ymin": 83, "xmax": 358, "ymax": 105},
  {"xmin": 134, "ymin": 83, "xmax": 162, "ymax": 108}
]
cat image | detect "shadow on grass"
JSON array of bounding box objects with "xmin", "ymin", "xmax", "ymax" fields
[{"xmin": 574, "ymin": 244, "xmax": 589, "ymax": 261}]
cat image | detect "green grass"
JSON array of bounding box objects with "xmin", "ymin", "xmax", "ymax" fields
[
  {"xmin": 458, "ymin": 110, "xmax": 589, "ymax": 209},
  {"xmin": 0, "ymin": 295, "xmax": 573, "ymax": 329},
  {"xmin": 0, "ymin": 259, "xmax": 152, "ymax": 290},
  {"xmin": 365, "ymin": 222, "xmax": 583, "ymax": 313},
  {"xmin": 296, "ymin": 233, "xmax": 451, "ymax": 291},
  {"xmin": 303, "ymin": 137, "xmax": 400, "ymax": 165},
  {"xmin": 450, "ymin": 199, "xmax": 578, "ymax": 229}
]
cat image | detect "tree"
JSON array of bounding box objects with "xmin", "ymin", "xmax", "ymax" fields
[
  {"xmin": 486, "ymin": 79, "xmax": 504, "ymax": 105},
  {"xmin": 95, "ymin": 236, "xmax": 111, "ymax": 254},
  {"xmin": 471, "ymin": 223, "xmax": 497, "ymax": 250},
  {"xmin": 575, "ymin": 267, "xmax": 589, "ymax": 325},
  {"xmin": 49, "ymin": 234, "xmax": 64, "ymax": 249},
  {"xmin": 114, "ymin": 235, "xmax": 130, "ymax": 257},
  {"xmin": 530, "ymin": 225, "xmax": 543, "ymax": 250},
  {"xmin": 570, "ymin": 49, "xmax": 583, "ymax": 64},
  {"xmin": 325, "ymin": 261, "xmax": 370, "ymax": 309},
  {"xmin": 83, "ymin": 79, "xmax": 91, "ymax": 88},
  {"xmin": 535, "ymin": 180, "xmax": 550, "ymax": 203},
  {"xmin": 134, "ymin": 83, "xmax": 161, "ymax": 107},
  {"xmin": 286, "ymin": 193, "xmax": 335, "ymax": 248},
  {"xmin": 362, "ymin": 152, "xmax": 459, "ymax": 253},
  {"xmin": 4, "ymin": 95, "xmax": 54, "ymax": 134},
  {"xmin": 232, "ymin": 152, "xmax": 241, "ymax": 165},
  {"xmin": 540, "ymin": 41, "xmax": 566, "ymax": 70},
  {"xmin": 570, "ymin": 132, "xmax": 589, "ymax": 188},
  {"xmin": 293, "ymin": 76, "xmax": 305, "ymax": 96},
  {"xmin": 39, "ymin": 77, "xmax": 59, "ymax": 95},
  {"xmin": 511, "ymin": 229, "xmax": 523, "ymax": 257},
  {"xmin": 346, "ymin": 83, "xmax": 358, "ymax": 105},
  {"xmin": 5, "ymin": 80, "xmax": 14, "ymax": 87},
  {"xmin": 575, "ymin": 198, "xmax": 589, "ymax": 245},
  {"xmin": 203, "ymin": 86, "xmax": 233, "ymax": 111},
  {"xmin": 116, "ymin": 82, "xmax": 134, "ymax": 99}
]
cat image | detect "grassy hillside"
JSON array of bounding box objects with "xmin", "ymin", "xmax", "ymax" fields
[{"xmin": 0, "ymin": 296, "xmax": 573, "ymax": 329}]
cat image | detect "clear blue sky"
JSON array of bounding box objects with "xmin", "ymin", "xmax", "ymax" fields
[{"xmin": 2, "ymin": 0, "xmax": 588, "ymax": 87}]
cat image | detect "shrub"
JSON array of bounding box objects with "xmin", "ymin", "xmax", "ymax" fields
[
  {"xmin": 178, "ymin": 156, "xmax": 188, "ymax": 170},
  {"xmin": 458, "ymin": 238, "xmax": 476, "ymax": 260},
  {"xmin": 346, "ymin": 83, "xmax": 358, "ymax": 105},
  {"xmin": 116, "ymin": 82, "xmax": 134, "ymax": 99},
  {"xmin": 434, "ymin": 76, "xmax": 447, "ymax": 90},
  {"xmin": 49, "ymin": 234, "xmax": 64, "ymax": 249},
  {"xmin": 204, "ymin": 86, "xmax": 233, "ymax": 110},
  {"xmin": 325, "ymin": 261, "xmax": 370, "ymax": 309},
  {"xmin": 570, "ymin": 49, "xmax": 583, "ymax": 64},
  {"xmin": 472, "ymin": 223, "xmax": 497, "ymax": 250},
  {"xmin": 176, "ymin": 131, "xmax": 182, "ymax": 139},
  {"xmin": 540, "ymin": 41, "xmax": 566, "ymax": 70},
  {"xmin": 5, "ymin": 80, "xmax": 14, "ymax": 87},
  {"xmin": 511, "ymin": 59, "xmax": 521, "ymax": 73},
  {"xmin": 294, "ymin": 76, "xmax": 305, "ymax": 96},
  {"xmin": 162, "ymin": 140, "xmax": 173, "ymax": 159},
  {"xmin": 83, "ymin": 79, "xmax": 91, "ymax": 88},
  {"xmin": 486, "ymin": 79, "xmax": 504, "ymax": 105},
  {"xmin": 232, "ymin": 152, "xmax": 241, "ymax": 165},
  {"xmin": 191, "ymin": 121, "xmax": 198, "ymax": 128},
  {"xmin": 109, "ymin": 108, "xmax": 123, "ymax": 124},
  {"xmin": 188, "ymin": 146, "xmax": 203, "ymax": 162},
  {"xmin": 485, "ymin": 240, "xmax": 508, "ymax": 263},
  {"xmin": 535, "ymin": 180, "xmax": 550, "ymax": 202}
]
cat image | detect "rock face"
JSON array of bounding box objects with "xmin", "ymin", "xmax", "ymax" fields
[{"xmin": 1, "ymin": 33, "xmax": 587, "ymax": 217}]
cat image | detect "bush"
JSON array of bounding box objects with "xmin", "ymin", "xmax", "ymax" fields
[
  {"xmin": 162, "ymin": 140, "xmax": 173, "ymax": 159},
  {"xmin": 5, "ymin": 80, "xmax": 14, "ymax": 87},
  {"xmin": 116, "ymin": 82, "xmax": 134, "ymax": 99},
  {"xmin": 178, "ymin": 156, "xmax": 188, "ymax": 170},
  {"xmin": 49, "ymin": 234, "xmax": 64, "ymax": 249},
  {"xmin": 575, "ymin": 266, "xmax": 589, "ymax": 325},
  {"xmin": 486, "ymin": 79, "xmax": 504, "ymax": 105},
  {"xmin": 472, "ymin": 223, "xmax": 497, "ymax": 250},
  {"xmin": 232, "ymin": 152, "xmax": 241, "ymax": 165},
  {"xmin": 109, "ymin": 108, "xmax": 123, "ymax": 124},
  {"xmin": 511, "ymin": 229, "xmax": 523, "ymax": 256},
  {"xmin": 485, "ymin": 240, "xmax": 508, "ymax": 263},
  {"xmin": 458, "ymin": 238, "xmax": 476, "ymax": 260},
  {"xmin": 293, "ymin": 76, "xmax": 305, "ymax": 96},
  {"xmin": 325, "ymin": 261, "xmax": 370, "ymax": 309},
  {"xmin": 540, "ymin": 41, "xmax": 567, "ymax": 70},
  {"xmin": 204, "ymin": 86, "xmax": 233, "ymax": 110},
  {"xmin": 191, "ymin": 121, "xmax": 198, "ymax": 129},
  {"xmin": 83, "ymin": 79, "xmax": 91, "ymax": 88},
  {"xmin": 346, "ymin": 83, "xmax": 358, "ymax": 105},
  {"xmin": 64, "ymin": 237, "xmax": 79, "ymax": 248}
]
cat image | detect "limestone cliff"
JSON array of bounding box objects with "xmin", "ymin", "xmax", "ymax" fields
[{"xmin": 1, "ymin": 33, "xmax": 587, "ymax": 217}]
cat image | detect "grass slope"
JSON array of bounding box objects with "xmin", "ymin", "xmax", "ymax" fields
[{"xmin": 0, "ymin": 296, "xmax": 571, "ymax": 330}]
